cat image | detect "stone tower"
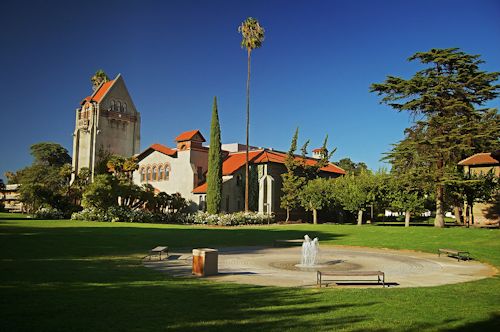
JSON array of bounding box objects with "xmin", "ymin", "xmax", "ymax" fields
[{"xmin": 71, "ymin": 74, "xmax": 141, "ymax": 180}]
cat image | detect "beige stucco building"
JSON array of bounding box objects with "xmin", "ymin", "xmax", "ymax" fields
[
  {"xmin": 72, "ymin": 74, "xmax": 140, "ymax": 180},
  {"xmin": 458, "ymin": 151, "xmax": 500, "ymax": 226},
  {"xmin": 132, "ymin": 130, "xmax": 209, "ymax": 210},
  {"xmin": 133, "ymin": 130, "xmax": 346, "ymax": 216}
]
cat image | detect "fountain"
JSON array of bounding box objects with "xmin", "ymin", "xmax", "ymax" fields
[{"xmin": 300, "ymin": 234, "xmax": 319, "ymax": 266}]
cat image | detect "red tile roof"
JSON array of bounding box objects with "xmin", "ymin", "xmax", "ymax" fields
[
  {"xmin": 312, "ymin": 148, "xmax": 322, "ymax": 153},
  {"xmin": 192, "ymin": 182, "xmax": 207, "ymax": 194},
  {"xmin": 458, "ymin": 153, "xmax": 500, "ymax": 166},
  {"xmin": 175, "ymin": 129, "xmax": 206, "ymax": 142},
  {"xmin": 80, "ymin": 80, "xmax": 115, "ymax": 105},
  {"xmin": 150, "ymin": 144, "xmax": 177, "ymax": 156},
  {"xmin": 192, "ymin": 149, "xmax": 345, "ymax": 193},
  {"xmin": 137, "ymin": 143, "xmax": 177, "ymax": 161},
  {"xmin": 221, "ymin": 150, "xmax": 264, "ymax": 175}
]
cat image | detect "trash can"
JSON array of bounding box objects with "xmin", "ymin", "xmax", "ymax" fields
[{"xmin": 192, "ymin": 248, "xmax": 218, "ymax": 276}]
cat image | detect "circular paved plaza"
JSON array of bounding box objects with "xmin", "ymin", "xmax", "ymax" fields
[{"xmin": 144, "ymin": 245, "xmax": 496, "ymax": 288}]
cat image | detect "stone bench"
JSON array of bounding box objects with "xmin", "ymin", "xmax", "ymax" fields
[
  {"xmin": 317, "ymin": 270, "xmax": 385, "ymax": 287},
  {"xmin": 438, "ymin": 248, "xmax": 470, "ymax": 262},
  {"xmin": 145, "ymin": 246, "xmax": 169, "ymax": 261}
]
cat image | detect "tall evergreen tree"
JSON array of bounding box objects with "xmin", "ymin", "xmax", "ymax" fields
[
  {"xmin": 281, "ymin": 128, "xmax": 305, "ymax": 221},
  {"xmin": 371, "ymin": 48, "xmax": 500, "ymax": 227},
  {"xmin": 238, "ymin": 17, "xmax": 265, "ymax": 212},
  {"xmin": 206, "ymin": 97, "xmax": 222, "ymax": 214}
]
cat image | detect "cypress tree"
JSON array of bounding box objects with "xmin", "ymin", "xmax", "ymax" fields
[{"xmin": 206, "ymin": 96, "xmax": 222, "ymax": 214}]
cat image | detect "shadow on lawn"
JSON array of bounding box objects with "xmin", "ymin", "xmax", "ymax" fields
[
  {"xmin": 1, "ymin": 221, "xmax": 498, "ymax": 332},
  {"xmin": 0, "ymin": 222, "xmax": 343, "ymax": 259}
]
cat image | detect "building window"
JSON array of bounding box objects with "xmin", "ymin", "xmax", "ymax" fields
[
  {"xmin": 111, "ymin": 100, "xmax": 115, "ymax": 111},
  {"xmin": 147, "ymin": 167, "xmax": 152, "ymax": 182},
  {"xmin": 236, "ymin": 175, "xmax": 242, "ymax": 186},
  {"xmin": 140, "ymin": 168, "xmax": 145, "ymax": 182},
  {"xmin": 158, "ymin": 166, "xmax": 164, "ymax": 181},
  {"xmin": 165, "ymin": 165, "xmax": 170, "ymax": 179},
  {"xmin": 116, "ymin": 101, "xmax": 121, "ymax": 112},
  {"xmin": 123, "ymin": 102, "xmax": 127, "ymax": 113},
  {"xmin": 152, "ymin": 167, "xmax": 157, "ymax": 181},
  {"xmin": 199, "ymin": 195, "xmax": 204, "ymax": 210}
]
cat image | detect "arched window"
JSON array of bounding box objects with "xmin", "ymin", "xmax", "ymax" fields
[
  {"xmin": 152, "ymin": 167, "xmax": 158, "ymax": 181},
  {"xmin": 111, "ymin": 100, "xmax": 115, "ymax": 111},
  {"xmin": 140, "ymin": 168, "xmax": 145, "ymax": 182},
  {"xmin": 116, "ymin": 101, "xmax": 121, "ymax": 112},
  {"xmin": 165, "ymin": 164, "xmax": 170, "ymax": 179},
  {"xmin": 147, "ymin": 167, "xmax": 152, "ymax": 182},
  {"xmin": 123, "ymin": 102, "xmax": 127, "ymax": 113},
  {"xmin": 158, "ymin": 166, "xmax": 164, "ymax": 181}
]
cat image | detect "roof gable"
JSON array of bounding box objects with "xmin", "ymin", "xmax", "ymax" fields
[
  {"xmin": 458, "ymin": 152, "xmax": 500, "ymax": 166},
  {"xmin": 80, "ymin": 78, "xmax": 116, "ymax": 105},
  {"xmin": 175, "ymin": 130, "xmax": 206, "ymax": 142},
  {"xmin": 137, "ymin": 144, "xmax": 177, "ymax": 161}
]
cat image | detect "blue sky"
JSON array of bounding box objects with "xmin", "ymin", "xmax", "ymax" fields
[{"xmin": 1, "ymin": 0, "xmax": 499, "ymax": 180}]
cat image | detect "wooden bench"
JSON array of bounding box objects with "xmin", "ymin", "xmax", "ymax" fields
[
  {"xmin": 145, "ymin": 246, "xmax": 169, "ymax": 261},
  {"xmin": 317, "ymin": 271, "xmax": 385, "ymax": 287},
  {"xmin": 273, "ymin": 239, "xmax": 303, "ymax": 247},
  {"xmin": 438, "ymin": 248, "xmax": 470, "ymax": 262}
]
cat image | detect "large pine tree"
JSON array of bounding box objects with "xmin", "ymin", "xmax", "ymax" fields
[
  {"xmin": 371, "ymin": 48, "xmax": 500, "ymax": 227},
  {"xmin": 206, "ymin": 97, "xmax": 222, "ymax": 214}
]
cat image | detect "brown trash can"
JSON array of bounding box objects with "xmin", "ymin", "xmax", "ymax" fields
[{"xmin": 192, "ymin": 248, "xmax": 218, "ymax": 276}]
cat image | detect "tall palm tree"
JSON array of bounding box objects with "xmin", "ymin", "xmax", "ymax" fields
[{"xmin": 238, "ymin": 17, "xmax": 265, "ymax": 212}]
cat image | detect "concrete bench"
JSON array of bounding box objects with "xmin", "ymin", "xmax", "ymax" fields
[
  {"xmin": 273, "ymin": 239, "xmax": 303, "ymax": 247},
  {"xmin": 438, "ymin": 248, "xmax": 469, "ymax": 262},
  {"xmin": 145, "ymin": 246, "xmax": 169, "ymax": 261},
  {"xmin": 317, "ymin": 270, "xmax": 385, "ymax": 287}
]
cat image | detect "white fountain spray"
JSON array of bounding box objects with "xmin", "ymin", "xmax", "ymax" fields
[{"xmin": 301, "ymin": 234, "xmax": 319, "ymax": 266}]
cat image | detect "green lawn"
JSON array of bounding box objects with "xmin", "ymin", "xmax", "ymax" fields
[{"xmin": 1, "ymin": 213, "xmax": 499, "ymax": 331}]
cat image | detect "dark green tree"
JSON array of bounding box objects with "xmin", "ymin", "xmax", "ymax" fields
[
  {"xmin": 14, "ymin": 142, "xmax": 73, "ymax": 213},
  {"xmin": 30, "ymin": 142, "xmax": 71, "ymax": 167},
  {"xmin": 239, "ymin": 17, "xmax": 265, "ymax": 212},
  {"xmin": 300, "ymin": 178, "xmax": 334, "ymax": 224},
  {"xmin": 82, "ymin": 174, "xmax": 119, "ymax": 210},
  {"xmin": 371, "ymin": 48, "xmax": 500, "ymax": 227},
  {"xmin": 333, "ymin": 170, "xmax": 379, "ymax": 225},
  {"xmin": 335, "ymin": 158, "xmax": 368, "ymax": 176},
  {"xmin": 206, "ymin": 96, "xmax": 222, "ymax": 214},
  {"xmin": 0, "ymin": 179, "xmax": 5, "ymax": 212}
]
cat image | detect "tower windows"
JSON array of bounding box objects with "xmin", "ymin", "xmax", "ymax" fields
[{"xmin": 152, "ymin": 167, "xmax": 158, "ymax": 181}]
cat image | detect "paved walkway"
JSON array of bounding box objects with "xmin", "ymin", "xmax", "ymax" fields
[{"xmin": 144, "ymin": 245, "xmax": 497, "ymax": 288}]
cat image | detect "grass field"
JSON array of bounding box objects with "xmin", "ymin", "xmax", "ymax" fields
[{"xmin": 1, "ymin": 213, "xmax": 499, "ymax": 331}]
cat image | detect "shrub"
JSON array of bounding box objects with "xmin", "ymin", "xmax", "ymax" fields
[
  {"xmin": 34, "ymin": 207, "xmax": 65, "ymax": 220},
  {"xmin": 191, "ymin": 211, "xmax": 274, "ymax": 226},
  {"xmin": 71, "ymin": 206, "xmax": 190, "ymax": 224}
]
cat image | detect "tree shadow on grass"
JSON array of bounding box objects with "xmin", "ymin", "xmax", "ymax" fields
[{"xmin": 0, "ymin": 222, "xmax": 343, "ymax": 260}]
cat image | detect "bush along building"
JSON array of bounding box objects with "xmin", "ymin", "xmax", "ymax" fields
[{"xmin": 133, "ymin": 130, "xmax": 345, "ymax": 218}]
